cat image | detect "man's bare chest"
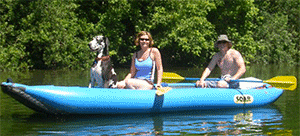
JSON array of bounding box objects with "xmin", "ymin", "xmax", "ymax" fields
[{"xmin": 217, "ymin": 54, "xmax": 234, "ymax": 68}]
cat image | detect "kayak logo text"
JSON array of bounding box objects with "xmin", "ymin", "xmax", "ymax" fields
[{"xmin": 234, "ymin": 95, "xmax": 254, "ymax": 104}]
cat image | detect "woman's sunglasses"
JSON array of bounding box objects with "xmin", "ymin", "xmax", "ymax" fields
[{"xmin": 140, "ymin": 38, "xmax": 149, "ymax": 41}]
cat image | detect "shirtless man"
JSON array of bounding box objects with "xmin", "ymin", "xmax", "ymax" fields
[{"xmin": 196, "ymin": 35, "xmax": 246, "ymax": 88}]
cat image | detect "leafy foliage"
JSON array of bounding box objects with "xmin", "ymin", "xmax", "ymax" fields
[
  {"xmin": 253, "ymin": 0, "xmax": 299, "ymax": 64},
  {"xmin": 148, "ymin": 0, "xmax": 216, "ymax": 66},
  {"xmin": 0, "ymin": 0, "xmax": 299, "ymax": 71}
]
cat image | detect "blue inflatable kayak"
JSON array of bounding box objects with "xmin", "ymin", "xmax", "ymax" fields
[{"xmin": 1, "ymin": 81, "xmax": 283, "ymax": 115}]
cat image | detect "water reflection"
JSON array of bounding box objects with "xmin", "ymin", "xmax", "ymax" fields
[{"xmin": 9, "ymin": 105, "xmax": 285, "ymax": 135}]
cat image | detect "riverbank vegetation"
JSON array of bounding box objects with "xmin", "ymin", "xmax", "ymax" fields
[{"xmin": 1, "ymin": 0, "xmax": 299, "ymax": 71}]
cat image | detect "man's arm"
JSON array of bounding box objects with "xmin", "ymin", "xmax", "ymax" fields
[
  {"xmin": 202, "ymin": 54, "xmax": 218, "ymax": 79},
  {"xmin": 196, "ymin": 54, "xmax": 218, "ymax": 87}
]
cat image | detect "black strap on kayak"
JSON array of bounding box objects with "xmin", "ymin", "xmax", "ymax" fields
[{"xmin": 152, "ymin": 94, "xmax": 164, "ymax": 113}]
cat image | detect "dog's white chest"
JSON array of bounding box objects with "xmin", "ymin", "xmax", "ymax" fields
[{"xmin": 90, "ymin": 60, "xmax": 104, "ymax": 87}]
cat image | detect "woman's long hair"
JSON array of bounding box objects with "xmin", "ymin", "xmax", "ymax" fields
[{"xmin": 134, "ymin": 31, "xmax": 154, "ymax": 47}]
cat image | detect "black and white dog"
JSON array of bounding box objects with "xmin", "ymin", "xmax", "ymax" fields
[{"xmin": 88, "ymin": 36, "xmax": 117, "ymax": 88}]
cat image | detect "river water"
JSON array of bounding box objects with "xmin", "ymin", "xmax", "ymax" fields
[{"xmin": 0, "ymin": 64, "xmax": 299, "ymax": 135}]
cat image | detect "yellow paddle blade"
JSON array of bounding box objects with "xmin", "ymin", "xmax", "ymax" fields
[
  {"xmin": 264, "ymin": 76, "xmax": 297, "ymax": 91},
  {"xmin": 162, "ymin": 72, "xmax": 184, "ymax": 83},
  {"xmin": 156, "ymin": 87, "xmax": 172, "ymax": 96}
]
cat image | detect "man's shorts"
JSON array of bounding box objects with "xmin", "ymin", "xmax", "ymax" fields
[{"xmin": 205, "ymin": 74, "xmax": 239, "ymax": 88}]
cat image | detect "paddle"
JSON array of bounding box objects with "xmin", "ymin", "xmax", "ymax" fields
[{"xmin": 162, "ymin": 72, "xmax": 297, "ymax": 91}]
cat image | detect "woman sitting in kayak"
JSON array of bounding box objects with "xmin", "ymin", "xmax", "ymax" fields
[
  {"xmin": 196, "ymin": 35, "xmax": 246, "ymax": 88},
  {"xmin": 117, "ymin": 31, "xmax": 163, "ymax": 90}
]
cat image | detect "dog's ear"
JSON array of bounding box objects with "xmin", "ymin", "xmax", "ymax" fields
[{"xmin": 104, "ymin": 37, "xmax": 110, "ymax": 56}]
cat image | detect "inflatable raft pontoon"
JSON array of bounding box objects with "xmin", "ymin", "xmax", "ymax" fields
[{"xmin": 1, "ymin": 80, "xmax": 284, "ymax": 115}]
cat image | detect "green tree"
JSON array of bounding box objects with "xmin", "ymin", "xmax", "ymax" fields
[
  {"xmin": 0, "ymin": 0, "xmax": 30, "ymax": 71},
  {"xmin": 1, "ymin": 0, "xmax": 299, "ymax": 71},
  {"xmin": 254, "ymin": 0, "xmax": 298, "ymax": 64},
  {"xmin": 148, "ymin": 0, "xmax": 217, "ymax": 67},
  {"xmin": 17, "ymin": 0, "xmax": 92, "ymax": 69}
]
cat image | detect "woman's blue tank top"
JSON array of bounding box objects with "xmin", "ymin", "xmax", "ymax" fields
[{"xmin": 134, "ymin": 49, "xmax": 155, "ymax": 82}]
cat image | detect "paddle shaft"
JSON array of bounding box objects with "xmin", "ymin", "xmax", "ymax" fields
[
  {"xmin": 164, "ymin": 73, "xmax": 267, "ymax": 82},
  {"xmin": 184, "ymin": 78, "xmax": 294, "ymax": 84},
  {"xmin": 184, "ymin": 77, "xmax": 264, "ymax": 83}
]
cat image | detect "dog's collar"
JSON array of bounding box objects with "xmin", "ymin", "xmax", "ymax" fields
[{"xmin": 95, "ymin": 56, "xmax": 110, "ymax": 61}]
